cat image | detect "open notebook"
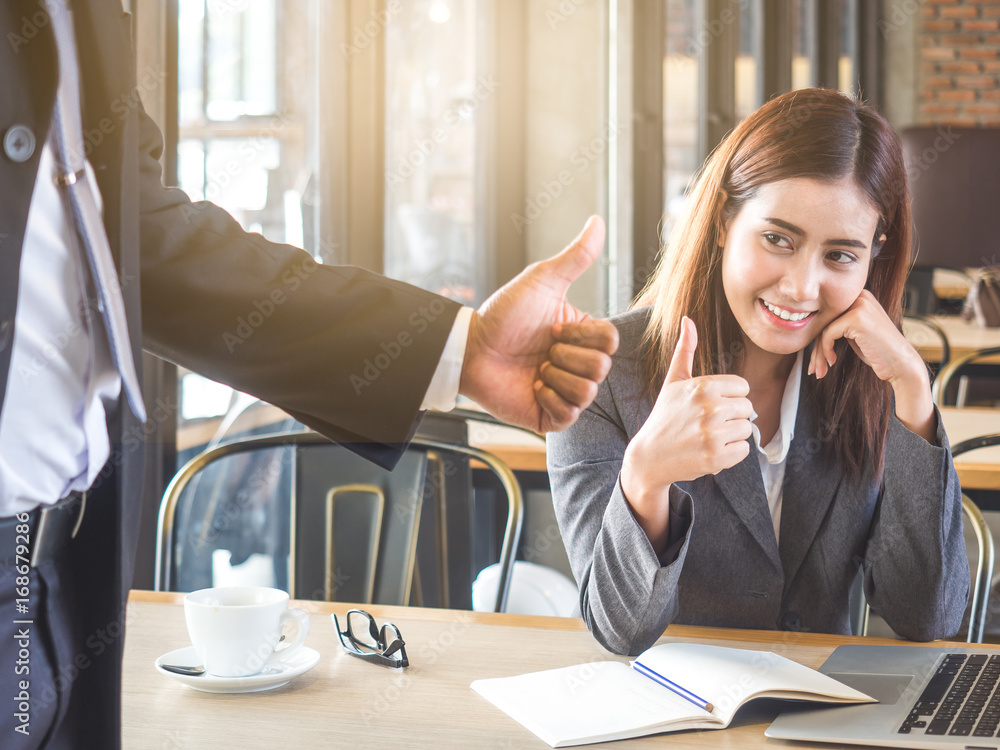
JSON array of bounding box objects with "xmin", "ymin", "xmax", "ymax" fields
[{"xmin": 471, "ymin": 642, "xmax": 875, "ymax": 748}]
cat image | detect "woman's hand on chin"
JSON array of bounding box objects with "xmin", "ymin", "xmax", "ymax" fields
[{"xmin": 809, "ymin": 291, "xmax": 935, "ymax": 442}]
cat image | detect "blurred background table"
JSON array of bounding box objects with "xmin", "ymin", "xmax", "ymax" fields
[
  {"xmin": 941, "ymin": 407, "xmax": 1000, "ymax": 493},
  {"xmin": 473, "ymin": 408, "xmax": 1000, "ymax": 493},
  {"xmin": 905, "ymin": 315, "xmax": 1000, "ymax": 366}
]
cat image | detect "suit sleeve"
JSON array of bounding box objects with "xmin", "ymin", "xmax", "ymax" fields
[
  {"xmin": 547, "ymin": 370, "xmax": 694, "ymax": 656},
  {"xmin": 862, "ymin": 408, "xmax": 969, "ymax": 640},
  {"xmin": 135, "ymin": 105, "xmax": 460, "ymax": 468}
]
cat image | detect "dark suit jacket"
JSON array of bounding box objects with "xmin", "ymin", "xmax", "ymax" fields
[
  {"xmin": 548, "ymin": 308, "xmax": 969, "ymax": 656},
  {"xmin": 1, "ymin": 1, "xmax": 458, "ymax": 745}
]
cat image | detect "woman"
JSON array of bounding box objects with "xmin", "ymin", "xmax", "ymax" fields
[{"xmin": 546, "ymin": 88, "xmax": 968, "ymax": 656}]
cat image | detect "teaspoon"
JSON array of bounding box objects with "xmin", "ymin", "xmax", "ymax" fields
[
  {"xmin": 160, "ymin": 634, "xmax": 284, "ymax": 677},
  {"xmin": 159, "ymin": 663, "xmax": 206, "ymax": 676}
]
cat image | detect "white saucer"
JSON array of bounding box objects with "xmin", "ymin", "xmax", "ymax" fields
[{"xmin": 154, "ymin": 645, "xmax": 320, "ymax": 693}]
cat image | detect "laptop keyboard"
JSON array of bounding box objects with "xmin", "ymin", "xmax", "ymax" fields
[{"xmin": 899, "ymin": 653, "xmax": 1000, "ymax": 738}]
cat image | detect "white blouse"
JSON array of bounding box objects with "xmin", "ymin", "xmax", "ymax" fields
[{"xmin": 749, "ymin": 350, "xmax": 804, "ymax": 545}]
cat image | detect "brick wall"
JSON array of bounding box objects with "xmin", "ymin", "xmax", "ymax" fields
[{"xmin": 921, "ymin": 0, "xmax": 1000, "ymax": 126}]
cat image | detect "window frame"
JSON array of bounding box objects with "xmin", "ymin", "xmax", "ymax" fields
[{"xmin": 629, "ymin": 0, "xmax": 884, "ymax": 299}]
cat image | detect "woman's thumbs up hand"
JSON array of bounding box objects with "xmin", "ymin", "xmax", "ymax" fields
[{"xmin": 620, "ymin": 317, "xmax": 754, "ymax": 553}]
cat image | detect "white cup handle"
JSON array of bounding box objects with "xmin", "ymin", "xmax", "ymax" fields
[{"xmin": 266, "ymin": 607, "xmax": 310, "ymax": 665}]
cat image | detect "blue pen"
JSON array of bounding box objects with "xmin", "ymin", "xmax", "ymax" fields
[{"xmin": 632, "ymin": 660, "xmax": 715, "ymax": 713}]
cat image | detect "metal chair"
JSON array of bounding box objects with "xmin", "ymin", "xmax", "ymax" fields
[
  {"xmin": 952, "ymin": 433, "xmax": 1000, "ymax": 460},
  {"xmin": 962, "ymin": 494, "xmax": 996, "ymax": 644},
  {"xmin": 951, "ymin": 434, "xmax": 1000, "ymax": 643},
  {"xmin": 932, "ymin": 346, "xmax": 1000, "ymax": 408},
  {"xmin": 903, "ymin": 313, "xmax": 951, "ymax": 384},
  {"xmin": 155, "ymin": 430, "xmax": 523, "ymax": 612}
]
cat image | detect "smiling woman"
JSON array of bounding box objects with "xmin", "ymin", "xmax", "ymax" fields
[
  {"xmin": 636, "ymin": 88, "xmax": 920, "ymax": 481},
  {"xmin": 547, "ymin": 88, "xmax": 969, "ymax": 657}
]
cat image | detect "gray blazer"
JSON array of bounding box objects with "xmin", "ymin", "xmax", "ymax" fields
[{"xmin": 548, "ymin": 308, "xmax": 969, "ymax": 656}]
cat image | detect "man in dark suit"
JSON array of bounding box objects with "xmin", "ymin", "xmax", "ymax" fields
[{"xmin": 0, "ymin": 1, "xmax": 617, "ymax": 747}]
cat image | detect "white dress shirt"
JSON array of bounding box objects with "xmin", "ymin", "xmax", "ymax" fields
[
  {"xmin": 420, "ymin": 306, "xmax": 472, "ymax": 412},
  {"xmin": 0, "ymin": 139, "xmax": 121, "ymax": 516},
  {"xmin": 749, "ymin": 350, "xmax": 803, "ymax": 545}
]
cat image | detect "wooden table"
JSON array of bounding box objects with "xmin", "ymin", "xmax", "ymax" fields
[
  {"xmin": 124, "ymin": 590, "xmax": 967, "ymax": 749},
  {"xmin": 941, "ymin": 407, "xmax": 1000, "ymax": 491},
  {"xmin": 905, "ymin": 315, "xmax": 1000, "ymax": 365},
  {"xmin": 467, "ymin": 419, "xmax": 547, "ymax": 473}
]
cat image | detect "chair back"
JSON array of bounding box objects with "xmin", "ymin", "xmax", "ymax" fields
[
  {"xmin": 293, "ymin": 441, "xmax": 429, "ymax": 605},
  {"xmin": 903, "ymin": 313, "xmax": 950, "ymax": 383},
  {"xmin": 961, "ymin": 495, "xmax": 996, "ymax": 643},
  {"xmin": 932, "ymin": 346, "xmax": 1000, "ymax": 407},
  {"xmin": 155, "ymin": 430, "xmax": 523, "ymax": 612}
]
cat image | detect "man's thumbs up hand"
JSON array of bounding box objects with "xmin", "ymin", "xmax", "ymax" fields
[{"xmin": 459, "ymin": 216, "xmax": 619, "ymax": 433}]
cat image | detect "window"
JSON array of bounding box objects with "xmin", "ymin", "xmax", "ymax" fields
[
  {"xmin": 176, "ymin": 0, "xmax": 320, "ymax": 250},
  {"xmin": 174, "ymin": 0, "xmax": 323, "ymax": 424},
  {"xmin": 791, "ymin": 0, "xmax": 813, "ymax": 91},
  {"xmin": 662, "ymin": 0, "xmax": 699, "ymax": 244},
  {"xmin": 634, "ymin": 0, "xmax": 880, "ymax": 300},
  {"xmin": 383, "ymin": 0, "xmax": 492, "ymax": 306},
  {"xmin": 735, "ymin": 1, "xmax": 758, "ymax": 122},
  {"xmin": 168, "ymin": 0, "xmax": 515, "ymax": 435},
  {"xmin": 839, "ymin": 0, "xmax": 858, "ymax": 96}
]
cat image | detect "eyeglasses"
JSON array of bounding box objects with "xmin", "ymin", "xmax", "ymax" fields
[{"xmin": 332, "ymin": 609, "xmax": 409, "ymax": 669}]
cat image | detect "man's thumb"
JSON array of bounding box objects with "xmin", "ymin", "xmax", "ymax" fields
[
  {"xmin": 540, "ymin": 215, "xmax": 606, "ymax": 290},
  {"xmin": 665, "ymin": 316, "xmax": 697, "ymax": 384}
]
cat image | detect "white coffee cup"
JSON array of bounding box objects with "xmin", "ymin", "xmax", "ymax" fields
[{"xmin": 184, "ymin": 586, "xmax": 310, "ymax": 678}]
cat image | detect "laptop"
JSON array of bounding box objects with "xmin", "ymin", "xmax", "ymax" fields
[{"xmin": 766, "ymin": 645, "xmax": 1000, "ymax": 749}]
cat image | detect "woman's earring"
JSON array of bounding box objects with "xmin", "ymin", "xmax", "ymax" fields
[{"xmin": 872, "ymin": 232, "xmax": 887, "ymax": 256}]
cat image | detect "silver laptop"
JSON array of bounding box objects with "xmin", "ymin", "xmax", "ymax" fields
[{"xmin": 766, "ymin": 644, "xmax": 1000, "ymax": 749}]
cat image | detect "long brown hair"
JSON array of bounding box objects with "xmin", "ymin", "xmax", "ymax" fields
[{"xmin": 634, "ymin": 88, "xmax": 912, "ymax": 480}]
